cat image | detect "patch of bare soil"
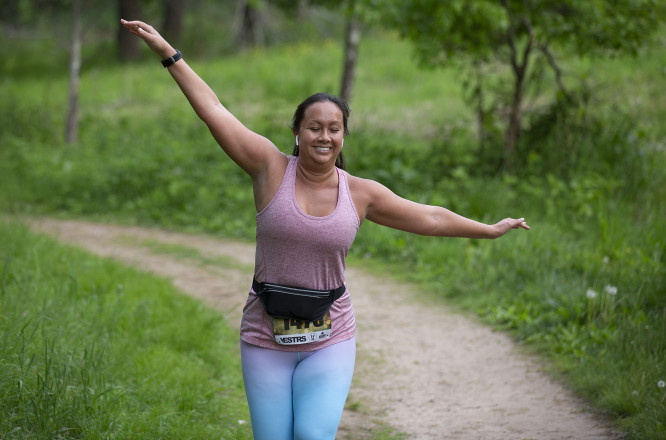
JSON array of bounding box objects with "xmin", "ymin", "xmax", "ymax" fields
[{"xmin": 26, "ymin": 218, "xmax": 621, "ymax": 440}]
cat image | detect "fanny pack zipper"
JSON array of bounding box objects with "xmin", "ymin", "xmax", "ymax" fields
[{"xmin": 263, "ymin": 284, "xmax": 331, "ymax": 298}]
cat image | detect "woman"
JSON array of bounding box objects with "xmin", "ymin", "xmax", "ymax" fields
[{"xmin": 121, "ymin": 19, "xmax": 530, "ymax": 440}]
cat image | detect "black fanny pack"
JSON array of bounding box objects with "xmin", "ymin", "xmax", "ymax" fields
[{"xmin": 252, "ymin": 278, "xmax": 346, "ymax": 322}]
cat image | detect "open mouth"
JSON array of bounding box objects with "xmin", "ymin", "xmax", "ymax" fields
[{"xmin": 315, "ymin": 147, "xmax": 332, "ymax": 152}]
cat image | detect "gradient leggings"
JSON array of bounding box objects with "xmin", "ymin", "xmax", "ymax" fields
[{"xmin": 240, "ymin": 337, "xmax": 356, "ymax": 440}]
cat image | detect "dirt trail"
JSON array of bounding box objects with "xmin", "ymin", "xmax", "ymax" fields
[{"xmin": 26, "ymin": 218, "xmax": 621, "ymax": 440}]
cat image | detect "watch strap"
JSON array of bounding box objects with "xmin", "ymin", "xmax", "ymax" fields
[{"xmin": 161, "ymin": 49, "xmax": 182, "ymax": 68}]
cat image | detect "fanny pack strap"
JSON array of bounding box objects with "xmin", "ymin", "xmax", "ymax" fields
[{"xmin": 252, "ymin": 279, "xmax": 346, "ymax": 301}]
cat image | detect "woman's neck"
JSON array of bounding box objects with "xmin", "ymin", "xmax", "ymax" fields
[{"xmin": 296, "ymin": 160, "xmax": 337, "ymax": 186}]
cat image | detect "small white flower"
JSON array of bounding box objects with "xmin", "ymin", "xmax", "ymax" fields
[
  {"xmin": 586, "ymin": 289, "xmax": 598, "ymax": 299},
  {"xmin": 658, "ymin": 380, "xmax": 665, "ymax": 389},
  {"xmin": 238, "ymin": 420, "xmax": 248, "ymax": 425},
  {"xmin": 604, "ymin": 285, "xmax": 618, "ymax": 296},
  {"xmin": 631, "ymin": 390, "xmax": 639, "ymax": 397},
  {"xmin": 603, "ymin": 256, "xmax": 610, "ymax": 264}
]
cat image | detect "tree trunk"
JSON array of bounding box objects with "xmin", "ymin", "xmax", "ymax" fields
[
  {"xmin": 234, "ymin": 0, "xmax": 265, "ymax": 49},
  {"xmin": 162, "ymin": 0, "xmax": 184, "ymax": 49},
  {"xmin": 504, "ymin": 72, "xmax": 524, "ymax": 173},
  {"xmin": 499, "ymin": 2, "xmax": 535, "ymax": 173},
  {"xmin": 470, "ymin": 61, "xmax": 488, "ymax": 151},
  {"xmin": 297, "ymin": 0, "xmax": 309, "ymax": 21},
  {"xmin": 118, "ymin": 0, "xmax": 143, "ymax": 61},
  {"xmin": 502, "ymin": 18, "xmax": 533, "ymax": 174},
  {"xmin": 65, "ymin": 0, "xmax": 81, "ymax": 144},
  {"xmin": 339, "ymin": 9, "xmax": 361, "ymax": 104}
]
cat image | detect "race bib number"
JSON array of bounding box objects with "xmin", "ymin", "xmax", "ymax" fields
[{"xmin": 273, "ymin": 311, "xmax": 332, "ymax": 345}]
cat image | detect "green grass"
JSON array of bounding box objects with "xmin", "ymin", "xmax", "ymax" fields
[{"xmin": 0, "ymin": 220, "xmax": 251, "ymax": 439}]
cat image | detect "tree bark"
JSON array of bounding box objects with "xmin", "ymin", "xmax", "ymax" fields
[
  {"xmin": 162, "ymin": 0, "xmax": 184, "ymax": 49},
  {"xmin": 234, "ymin": 0, "xmax": 265, "ymax": 49},
  {"xmin": 297, "ymin": 0, "xmax": 309, "ymax": 22},
  {"xmin": 502, "ymin": 9, "xmax": 534, "ymax": 173},
  {"xmin": 469, "ymin": 61, "xmax": 490, "ymax": 164},
  {"xmin": 118, "ymin": 0, "xmax": 143, "ymax": 61},
  {"xmin": 339, "ymin": 9, "xmax": 361, "ymax": 104},
  {"xmin": 504, "ymin": 71, "xmax": 524, "ymax": 173},
  {"xmin": 65, "ymin": 0, "xmax": 81, "ymax": 144}
]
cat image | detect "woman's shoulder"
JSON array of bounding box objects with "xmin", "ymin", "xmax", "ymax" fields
[
  {"xmin": 346, "ymin": 173, "xmax": 389, "ymax": 220},
  {"xmin": 347, "ymin": 173, "xmax": 385, "ymax": 194}
]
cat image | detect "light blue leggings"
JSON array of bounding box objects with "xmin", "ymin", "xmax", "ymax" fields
[{"xmin": 240, "ymin": 337, "xmax": 356, "ymax": 440}]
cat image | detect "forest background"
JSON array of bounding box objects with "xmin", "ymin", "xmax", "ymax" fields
[{"xmin": 1, "ymin": 0, "xmax": 665, "ymax": 439}]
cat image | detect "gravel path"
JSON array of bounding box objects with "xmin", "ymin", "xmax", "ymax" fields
[{"xmin": 26, "ymin": 218, "xmax": 621, "ymax": 440}]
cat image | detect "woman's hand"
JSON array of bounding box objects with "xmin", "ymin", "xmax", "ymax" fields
[
  {"xmin": 492, "ymin": 218, "xmax": 531, "ymax": 238},
  {"xmin": 120, "ymin": 19, "xmax": 175, "ymax": 59}
]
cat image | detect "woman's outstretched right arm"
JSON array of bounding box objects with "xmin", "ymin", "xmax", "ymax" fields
[{"xmin": 120, "ymin": 19, "xmax": 284, "ymax": 178}]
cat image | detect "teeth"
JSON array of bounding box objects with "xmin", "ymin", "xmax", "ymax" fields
[{"xmin": 315, "ymin": 147, "xmax": 331, "ymax": 151}]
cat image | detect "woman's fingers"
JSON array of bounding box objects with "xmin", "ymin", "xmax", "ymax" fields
[
  {"xmin": 121, "ymin": 19, "xmax": 155, "ymax": 38},
  {"xmin": 120, "ymin": 19, "xmax": 142, "ymax": 37},
  {"xmin": 120, "ymin": 19, "xmax": 171, "ymax": 56},
  {"xmin": 514, "ymin": 218, "xmax": 530, "ymax": 230},
  {"xmin": 120, "ymin": 19, "xmax": 149, "ymax": 29},
  {"xmin": 497, "ymin": 218, "xmax": 530, "ymax": 236}
]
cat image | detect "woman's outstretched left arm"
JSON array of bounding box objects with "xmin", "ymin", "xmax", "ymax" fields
[{"xmin": 351, "ymin": 177, "xmax": 530, "ymax": 239}]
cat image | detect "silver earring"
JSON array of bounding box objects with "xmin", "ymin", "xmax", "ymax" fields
[
  {"xmin": 295, "ymin": 135, "xmax": 299, "ymax": 146},
  {"xmin": 341, "ymin": 139, "xmax": 344, "ymax": 148}
]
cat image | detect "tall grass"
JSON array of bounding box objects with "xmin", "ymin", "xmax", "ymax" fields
[
  {"xmin": 0, "ymin": 221, "xmax": 251, "ymax": 439},
  {"xmin": 1, "ymin": 24, "xmax": 665, "ymax": 439}
]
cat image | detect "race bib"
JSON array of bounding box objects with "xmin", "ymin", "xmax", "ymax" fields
[{"xmin": 273, "ymin": 311, "xmax": 332, "ymax": 345}]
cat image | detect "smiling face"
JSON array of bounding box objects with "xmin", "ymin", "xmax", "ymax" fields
[{"xmin": 294, "ymin": 101, "xmax": 345, "ymax": 169}]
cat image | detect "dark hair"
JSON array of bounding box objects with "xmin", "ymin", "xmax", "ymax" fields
[{"xmin": 291, "ymin": 93, "xmax": 350, "ymax": 170}]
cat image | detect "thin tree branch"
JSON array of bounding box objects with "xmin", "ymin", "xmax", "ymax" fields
[
  {"xmin": 500, "ymin": 0, "xmax": 520, "ymax": 73},
  {"xmin": 519, "ymin": 17, "xmax": 535, "ymax": 75},
  {"xmin": 538, "ymin": 42, "xmax": 572, "ymax": 101}
]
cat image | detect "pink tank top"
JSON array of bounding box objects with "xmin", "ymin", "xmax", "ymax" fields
[{"xmin": 240, "ymin": 156, "xmax": 360, "ymax": 351}]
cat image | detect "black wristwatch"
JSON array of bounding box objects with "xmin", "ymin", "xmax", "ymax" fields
[{"xmin": 161, "ymin": 49, "xmax": 182, "ymax": 68}]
